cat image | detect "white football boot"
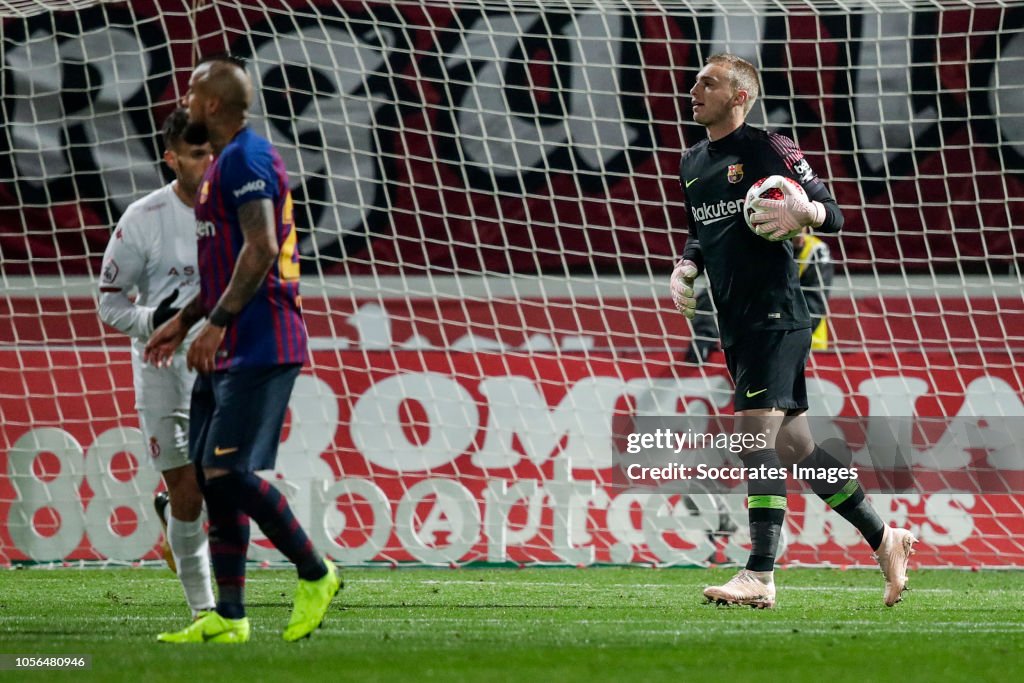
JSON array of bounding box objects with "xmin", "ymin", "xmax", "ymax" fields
[
  {"xmin": 703, "ymin": 569, "xmax": 776, "ymax": 609},
  {"xmin": 874, "ymin": 526, "xmax": 918, "ymax": 606}
]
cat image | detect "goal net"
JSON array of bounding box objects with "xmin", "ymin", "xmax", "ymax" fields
[{"xmin": 1, "ymin": 0, "xmax": 1022, "ymax": 568}]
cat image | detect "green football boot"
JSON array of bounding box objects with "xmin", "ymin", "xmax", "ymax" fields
[
  {"xmin": 157, "ymin": 611, "xmax": 250, "ymax": 643},
  {"xmin": 282, "ymin": 562, "xmax": 341, "ymax": 642}
]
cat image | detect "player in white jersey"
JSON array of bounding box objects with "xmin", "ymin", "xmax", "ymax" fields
[{"xmin": 98, "ymin": 108, "xmax": 215, "ymax": 619}]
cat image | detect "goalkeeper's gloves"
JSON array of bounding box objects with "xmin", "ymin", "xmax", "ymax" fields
[
  {"xmin": 748, "ymin": 194, "xmax": 826, "ymax": 242},
  {"xmin": 670, "ymin": 259, "xmax": 698, "ymax": 319},
  {"xmin": 151, "ymin": 289, "xmax": 180, "ymax": 330}
]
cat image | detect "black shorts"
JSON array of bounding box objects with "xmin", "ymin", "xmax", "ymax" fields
[
  {"xmin": 724, "ymin": 328, "xmax": 811, "ymax": 413},
  {"xmin": 189, "ymin": 364, "xmax": 301, "ymax": 472}
]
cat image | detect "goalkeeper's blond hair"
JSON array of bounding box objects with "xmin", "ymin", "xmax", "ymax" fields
[{"xmin": 707, "ymin": 53, "xmax": 760, "ymax": 115}]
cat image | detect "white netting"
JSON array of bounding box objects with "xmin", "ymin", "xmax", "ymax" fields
[
  {"xmin": 0, "ymin": 0, "xmax": 1021, "ymax": 567},
  {"xmin": 0, "ymin": 0, "xmax": 101, "ymax": 18}
]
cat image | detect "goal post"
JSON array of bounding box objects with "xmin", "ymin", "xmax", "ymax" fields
[{"xmin": 1, "ymin": 0, "xmax": 1022, "ymax": 567}]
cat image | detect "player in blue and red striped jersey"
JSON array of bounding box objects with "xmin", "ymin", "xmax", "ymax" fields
[{"xmin": 145, "ymin": 55, "xmax": 339, "ymax": 644}]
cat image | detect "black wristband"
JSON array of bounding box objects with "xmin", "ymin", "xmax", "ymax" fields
[{"xmin": 208, "ymin": 305, "xmax": 235, "ymax": 328}]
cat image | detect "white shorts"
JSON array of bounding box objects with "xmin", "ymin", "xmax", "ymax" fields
[{"xmin": 132, "ymin": 346, "xmax": 195, "ymax": 473}]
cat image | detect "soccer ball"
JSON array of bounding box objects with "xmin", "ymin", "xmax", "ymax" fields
[{"xmin": 743, "ymin": 175, "xmax": 807, "ymax": 231}]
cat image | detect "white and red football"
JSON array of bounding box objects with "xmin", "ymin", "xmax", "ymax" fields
[{"xmin": 743, "ymin": 175, "xmax": 807, "ymax": 231}]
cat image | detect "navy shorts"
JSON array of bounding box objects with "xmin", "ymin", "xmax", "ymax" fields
[
  {"xmin": 189, "ymin": 364, "xmax": 301, "ymax": 472},
  {"xmin": 724, "ymin": 328, "xmax": 811, "ymax": 413}
]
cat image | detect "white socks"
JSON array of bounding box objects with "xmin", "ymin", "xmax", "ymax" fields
[{"xmin": 167, "ymin": 514, "xmax": 215, "ymax": 617}]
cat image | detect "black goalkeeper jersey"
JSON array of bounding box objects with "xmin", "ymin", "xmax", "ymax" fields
[{"xmin": 679, "ymin": 123, "xmax": 843, "ymax": 349}]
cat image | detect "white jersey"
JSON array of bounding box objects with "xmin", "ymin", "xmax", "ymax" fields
[{"xmin": 99, "ymin": 183, "xmax": 200, "ymax": 410}]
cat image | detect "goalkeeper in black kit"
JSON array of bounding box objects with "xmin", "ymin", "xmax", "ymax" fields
[{"xmin": 670, "ymin": 53, "xmax": 916, "ymax": 608}]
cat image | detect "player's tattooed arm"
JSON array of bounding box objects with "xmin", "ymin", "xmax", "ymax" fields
[
  {"xmin": 178, "ymin": 294, "xmax": 206, "ymax": 329},
  {"xmin": 208, "ymin": 198, "xmax": 279, "ymax": 327}
]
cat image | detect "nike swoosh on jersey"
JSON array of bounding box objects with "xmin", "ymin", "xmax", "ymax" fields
[
  {"xmin": 685, "ymin": 177, "xmax": 699, "ymax": 188},
  {"xmin": 745, "ymin": 388, "xmax": 768, "ymax": 398},
  {"xmin": 213, "ymin": 446, "xmax": 239, "ymax": 456}
]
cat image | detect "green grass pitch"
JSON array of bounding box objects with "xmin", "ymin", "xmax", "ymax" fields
[{"xmin": 0, "ymin": 566, "xmax": 1021, "ymax": 682}]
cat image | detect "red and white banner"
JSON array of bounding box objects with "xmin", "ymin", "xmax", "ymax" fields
[{"xmin": 2, "ymin": 297, "xmax": 1022, "ymax": 567}]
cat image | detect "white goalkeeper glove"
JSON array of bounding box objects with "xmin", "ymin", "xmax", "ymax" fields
[
  {"xmin": 670, "ymin": 259, "xmax": 698, "ymax": 319},
  {"xmin": 748, "ymin": 195, "xmax": 826, "ymax": 242}
]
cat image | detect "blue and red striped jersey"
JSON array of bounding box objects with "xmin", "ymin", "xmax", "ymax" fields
[{"xmin": 194, "ymin": 127, "xmax": 307, "ymax": 370}]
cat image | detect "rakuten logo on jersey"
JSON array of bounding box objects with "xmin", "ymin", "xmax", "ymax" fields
[
  {"xmin": 196, "ymin": 221, "xmax": 216, "ymax": 238},
  {"xmin": 232, "ymin": 179, "xmax": 266, "ymax": 198},
  {"xmin": 692, "ymin": 198, "xmax": 743, "ymax": 225}
]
